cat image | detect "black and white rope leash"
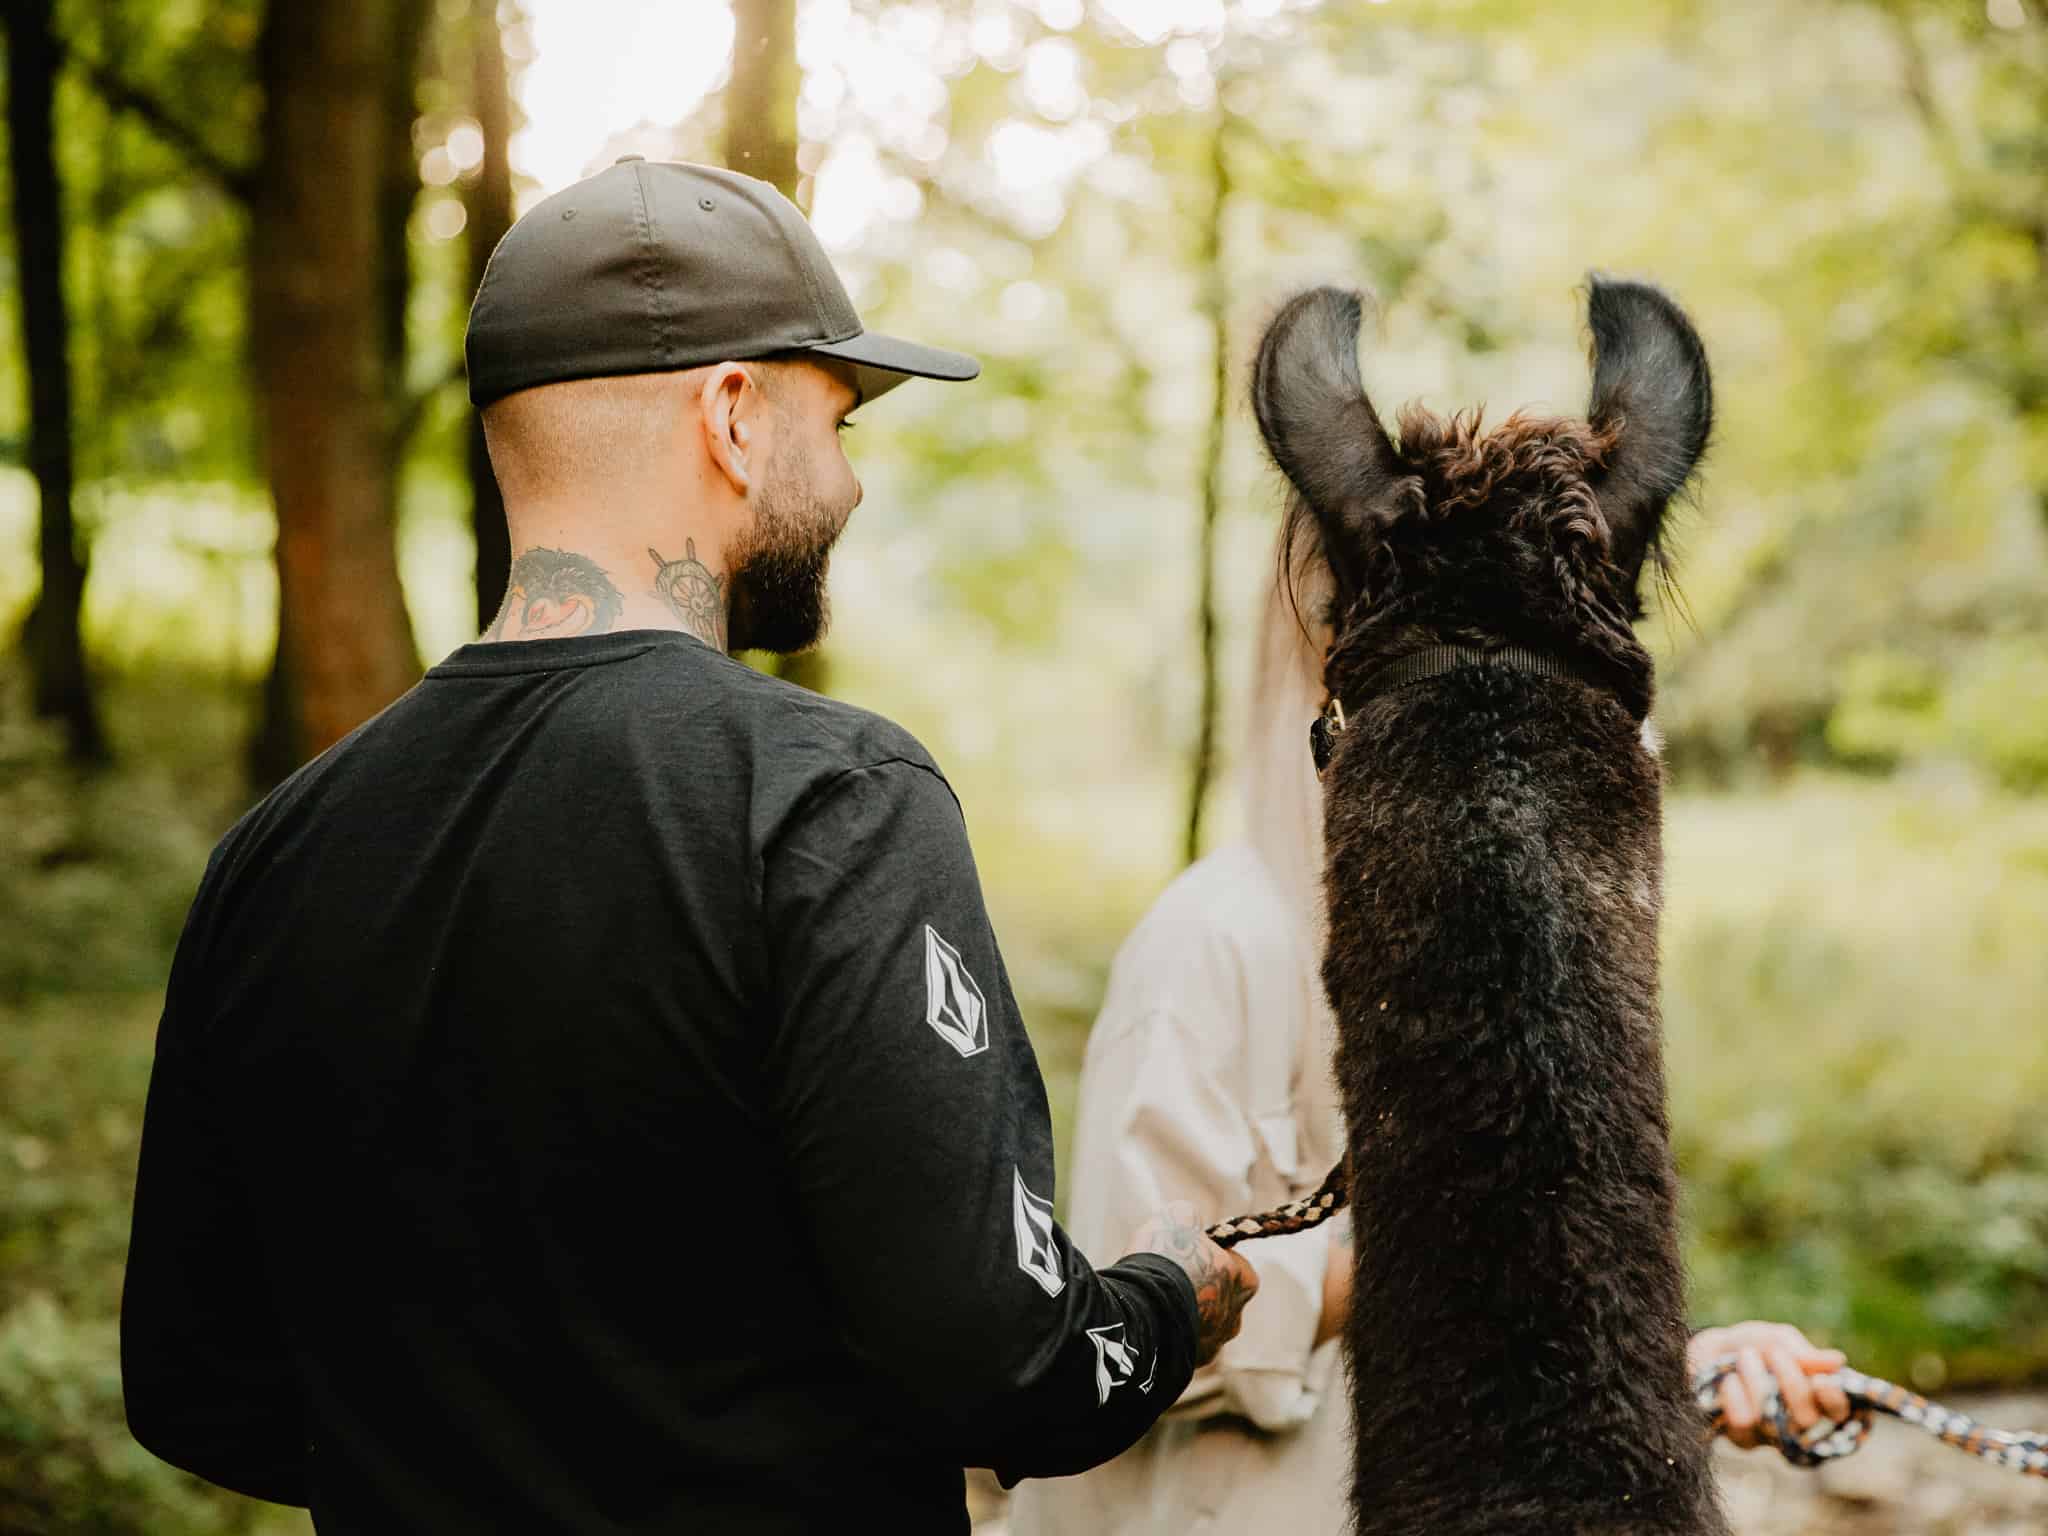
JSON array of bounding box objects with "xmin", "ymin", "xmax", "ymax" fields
[{"xmin": 1692, "ymin": 1354, "xmax": 2048, "ymax": 1477}]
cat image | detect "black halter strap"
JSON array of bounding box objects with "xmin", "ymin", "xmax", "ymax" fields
[{"xmin": 1309, "ymin": 645, "xmax": 1610, "ymax": 775}]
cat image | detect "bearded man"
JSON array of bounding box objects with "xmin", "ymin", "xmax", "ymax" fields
[{"xmin": 120, "ymin": 158, "xmax": 1257, "ymax": 1535}]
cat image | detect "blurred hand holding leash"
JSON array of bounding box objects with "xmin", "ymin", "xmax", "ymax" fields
[{"xmin": 1691, "ymin": 1354, "xmax": 2048, "ymax": 1476}]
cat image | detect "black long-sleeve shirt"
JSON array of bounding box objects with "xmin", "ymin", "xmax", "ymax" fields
[{"xmin": 121, "ymin": 630, "xmax": 1197, "ymax": 1534}]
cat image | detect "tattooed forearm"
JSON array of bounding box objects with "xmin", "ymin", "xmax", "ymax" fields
[
  {"xmin": 648, "ymin": 540, "xmax": 727, "ymax": 651},
  {"xmin": 489, "ymin": 548, "xmax": 625, "ymax": 640},
  {"xmin": 1136, "ymin": 1212, "xmax": 1257, "ymax": 1366}
]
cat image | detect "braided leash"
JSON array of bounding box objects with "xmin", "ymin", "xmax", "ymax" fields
[
  {"xmin": 1207, "ymin": 1168, "xmax": 2048, "ymax": 1480},
  {"xmin": 1692, "ymin": 1354, "xmax": 2048, "ymax": 1477},
  {"xmin": 1203, "ymin": 1160, "xmax": 1350, "ymax": 1249}
]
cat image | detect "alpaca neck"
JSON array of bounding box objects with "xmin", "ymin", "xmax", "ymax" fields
[{"xmin": 1326, "ymin": 673, "xmax": 1725, "ymax": 1536}]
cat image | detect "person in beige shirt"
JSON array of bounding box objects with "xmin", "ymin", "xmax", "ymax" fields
[{"xmin": 1010, "ymin": 548, "xmax": 1853, "ymax": 1535}]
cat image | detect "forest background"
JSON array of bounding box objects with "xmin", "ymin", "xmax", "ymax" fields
[{"xmin": 0, "ymin": 0, "xmax": 2044, "ymax": 1531}]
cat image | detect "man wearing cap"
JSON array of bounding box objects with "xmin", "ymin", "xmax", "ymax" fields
[{"xmin": 120, "ymin": 158, "xmax": 1257, "ymax": 1534}]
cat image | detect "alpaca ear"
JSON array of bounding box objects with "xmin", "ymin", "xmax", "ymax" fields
[
  {"xmin": 1252, "ymin": 286, "xmax": 1407, "ymax": 612},
  {"xmin": 1584, "ymin": 274, "xmax": 1712, "ymax": 587}
]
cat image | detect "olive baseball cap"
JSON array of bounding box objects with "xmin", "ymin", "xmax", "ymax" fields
[{"xmin": 465, "ymin": 156, "xmax": 979, "ymax": 409}]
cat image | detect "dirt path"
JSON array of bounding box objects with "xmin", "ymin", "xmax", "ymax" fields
[{"xmin": 969, "ymin": 1392, "xmax": 2048, "ymax": 1533}]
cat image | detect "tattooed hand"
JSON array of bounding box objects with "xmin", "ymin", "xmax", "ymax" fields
[{"xmin": 1124, "ymin": 1202, "xmax": 1259, "ymax": 1367}]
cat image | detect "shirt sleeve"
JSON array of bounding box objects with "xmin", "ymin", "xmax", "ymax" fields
[
  {"xmin": 761, "ymin": 760, "xmax": 1198, "ymax": 1483},
  {"xmin": 121, "ymin": 851, "xmax": 310, "ymax": 1507},
  {"xmin": 1065, "ymin": 1002, "xmax": 1335, "ymax": 1434}
]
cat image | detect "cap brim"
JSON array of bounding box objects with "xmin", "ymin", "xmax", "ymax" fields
[{"xmin": 802, "ymin": 330, "xmax": 980, "ymax": 405}]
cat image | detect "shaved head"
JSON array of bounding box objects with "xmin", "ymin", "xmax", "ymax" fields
[
  {"xmin": 481, "ymin": 370, "xmax": 696, "ymax": 502},
  {"xmin": 483, "ymin": 364, "xmax": 814, "ymax": 499}
]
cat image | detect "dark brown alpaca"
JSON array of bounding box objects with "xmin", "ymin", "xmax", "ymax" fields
[{"xmin": 1251, "ymin": 277, "xmax": 1728, "ymax": 1535}]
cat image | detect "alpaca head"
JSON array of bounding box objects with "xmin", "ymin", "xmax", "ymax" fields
[{"xmin": 1251, "ymin": 276, "xmax": 1711, "ymax": 718}]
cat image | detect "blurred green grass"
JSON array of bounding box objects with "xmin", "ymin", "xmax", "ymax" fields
[
  {"xmin": 1665, "ymin": 779, "xmax": 2048, "ymax": 1388},
  {"xmin": 3, "ymin": 668, "xmax": 2044, "ymax": 1532},
  {"xmin": 0, "ymin": 669, "xmax": 306, "ymax": 1534}
]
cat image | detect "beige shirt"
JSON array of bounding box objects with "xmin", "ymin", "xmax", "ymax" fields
[{"xmin": 1009, "ymin": 842, "xmax": 1352, "ymax": 1535}]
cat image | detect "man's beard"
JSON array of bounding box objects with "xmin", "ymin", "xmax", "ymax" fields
[{"xmin": 726, "ymin": 436, "xmax": 849, "ymax": 655}]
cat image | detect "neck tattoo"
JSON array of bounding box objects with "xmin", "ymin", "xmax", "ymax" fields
[
  {"xmin": 489, "ymin": 547, "xmax": 624, "ymax": 640},
  {"xmin": 648, "ymin": 540, "xmax": 728, "ymax": 651}
]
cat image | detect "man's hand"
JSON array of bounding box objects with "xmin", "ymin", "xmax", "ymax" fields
[
  {"xmin": 1689, "ymin": 1321, "xmax": 1853, "ymax": 1450},
  {"xmin": 1124, "ymin": 1203, "xmax": 1259, "ymax": 1367}
]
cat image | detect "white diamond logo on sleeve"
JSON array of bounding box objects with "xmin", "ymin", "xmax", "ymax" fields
[
  {"xmin": 922, "ymin": 924, "xmax": 989, "ymax": 1057},
  {"xmin": 1086, "ymin": 1323, "xmax": 1141, "ymax": 1405},
  {"xmin": 1012, "ymin": 1167, "xmax": 1065, "ymax": 1297}
]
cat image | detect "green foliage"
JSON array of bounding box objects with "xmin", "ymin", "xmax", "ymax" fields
[
  {"xmin": 1950, "ymin": 637, "xmax": 2048, "ymax": 791},
  {"xmin": 1665, "ymin": 780, "xmax": 2048, "ymax": 1384},
  {"xmin": 0, "ymin": 666, "xmax": 306, "ymax": 1535},
  {"xmin": 0, "ymin": 669, "xmax": 245, "ymax": 999},
  {"xmin": 0, "ymin": 986, "xmax": 305, "ymax": 1536},
  {"xmin": 49, "ymin": 0, "xmax": 263, "ymax": 484},
  {"xmin": 1640, "ymin": 1, "xmax": 2048, "ymax": 786},
  {"xmin": 0, "ymin": 1292, "xmax": 240, "ymax": 1536},
  {"xmin": 1825, "ymin": 638, "xmax": 2048, "ymax": 790}
]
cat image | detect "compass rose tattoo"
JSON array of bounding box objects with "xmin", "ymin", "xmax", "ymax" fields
[{"xmin": 649, "ymin": 540, "xmax": 727, "ymax": 650}]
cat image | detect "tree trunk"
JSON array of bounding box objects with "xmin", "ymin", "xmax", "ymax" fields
[
  {"xmin": 248, "ymin": 0, "xmax": 424, "ymax": 780},
  {"xmin": 726, "ymin": 0, "xmax": 830, "ymax": 691},
  {"xmin": 381, "ymin": 0, "xmax": 431, "ymax": 412},
  {"xmin": 5, "ymin": 0, "xmax": 106, "ymax": 762},
  {"xmin": 726, "ymin": 0, "xmax": 799, "ymax": 198},
  {"xmin": 1183, "ymin": 106, "xmax": 1231, "ymax": 865},
  {"xmin": 467, "ymin": 0, "xmax": 515, "ymax": 632}
]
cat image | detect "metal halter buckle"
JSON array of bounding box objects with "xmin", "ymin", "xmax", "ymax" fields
[
  {"xmin": 1305, "ymin": 643, "xmax": 1627, "ymax": 779},
  {"xmin": 1309, "ymin": 696, "xmax": 1347, "ymax": 777}
]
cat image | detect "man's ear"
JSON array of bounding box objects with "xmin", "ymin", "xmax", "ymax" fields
[{"xmin": 696, "ymin": 363, "xmax": 757, "ymax": 496}]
